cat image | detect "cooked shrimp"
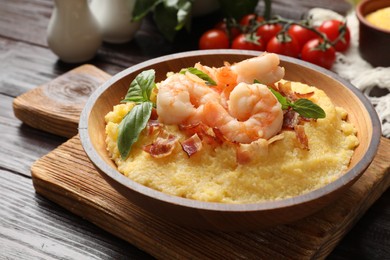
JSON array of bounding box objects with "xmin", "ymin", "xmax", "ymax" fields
[
  {"xmin": 157, "ymin": 54, "xmax": 284, "ymax": 141},
  {"xmin": 195, "ymin": 53, "xmax": 284, "ymax": 105},
  {"xmin": 196, "ymin": 53, "xmax": 284, "ymax": 88},
  {"xmin": 230, "ymin": 53, "xmax": 285, "ymax": 85},
  {"xmin": 156, "ymin": 73, "xmax": 219, "ymax": 125},
  {"xmin": 202, "ymin": 82, "xmax": 283, "ymax": 143},
  {"xmin": 195, "ymin": 62, "xmax": 237, "ymax": 92}
]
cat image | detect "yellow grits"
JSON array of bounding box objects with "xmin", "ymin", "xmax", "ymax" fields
[
  {"xmin": 365, "ymin": 7, "xmax": 390, "ymax": 31},
  {"xmin": 105, "ymin": 80, "xmax": 359, "ymax": 204}
]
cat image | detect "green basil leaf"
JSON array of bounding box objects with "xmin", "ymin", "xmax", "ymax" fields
[
  {"xmin": 122, "ymin": 69, "xmax": 156, "ymax": 104},
  {"xmin": 154, "ymin": 2, "xmax": 178, "ymax": 41},
  {"xmin": 117, "ymin": 102, "xmax": 153, "ymax": 159},
  {"xmin": 180, "ymin": 67, "xmax": 217, "ymax": 86},
  {"xmin": 291, "ymin": 99, "xmax": 326, "ymax": 119},
  {"xmin": 132, "ymin": 0, "xmax": 161, "ymax": 21},
  {"xmin": 136, "ymin": 0, "xmax": 193, "ymax": 41},
  {"xmin": 153, "ymin": 0, "xmax": 192, "ymax": 41},
  {"xmin": 268, "ymin": 87, "xmax": 290, "ymax": 110}
]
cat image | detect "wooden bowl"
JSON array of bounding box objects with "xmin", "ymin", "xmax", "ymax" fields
[
  {"xmin": 79, "ymin": 50, "xmax": 381, "ymax": 231},
  {"xmin": 357, "ymin": 0, "xmax": 390, "ymax": 67}
]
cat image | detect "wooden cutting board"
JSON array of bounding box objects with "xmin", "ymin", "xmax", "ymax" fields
[
  {"xmin": 13, "ymin": 65, "xmax": 111, "ymax": 138},
  {"xmin": 15, "ymin": 65, "xmax": 390, "ymax": 259},
  {"xmin": 31, "ymin": 136, "xmax": 390, "ymax": 259}
]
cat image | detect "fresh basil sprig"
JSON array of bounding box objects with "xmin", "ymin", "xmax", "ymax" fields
[
  {"xmin": 118, "ymin": 70, "xmax": 156, "ymax": 159},
  {"xmin": 122, "ymin": 69, "xmax": 156, "ymax": 105},
  {"xmin": 291, "ymin": 98, "xmax": 326, "ymax": 119},
  {"xmin": 268, "ymin": 87, "xmax": 290, "ymax": 110},
  {"xmin": 268, "ymin": 87, "xmax": 326, "ymax": 119},
  {"xmin": 180, "ymin": 67, "xmax": 217, "ymax": 86},
  {"xmin": 118, "ymin": 102, "xmax": 153, "ymax": 159}
]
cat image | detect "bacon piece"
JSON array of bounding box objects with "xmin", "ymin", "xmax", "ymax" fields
[
  {"xmin": 212, "ymin": 128, "xmax": 226, "ymax": 143},
  {"xmin": 294, "ymin": 125, "xmax": 309, "ymax": 150},
  {"xmin": 181, "ymin": 134, "xmax": 203, "ymax": 157},
  {"xmin": 199, "ymin": 127, "xmax": 227, "ymax": 148},
  {"xmin": 283, "ymin": 110, "xmax": 300, "ymax": 129},
  {"xmin": 179, "ymin": 123, "xmax": 207, "ymax": 137},
  {"xmin": 143, "ymin": 133, "xmax": 178, "ymax": 158},
  {"xmin": 145, "ymin": 120, "xmax": 162, "ymax": 136},
  {"xmin": 296, "ymin": 92, "xmax": 314, "ymax": 99},
  {"xmin": 277, "ymin": 81, "xmax": 296, "ymax": 101},
  {"xmin": 179, "ymin": 123, "xmax": 226, "ymax": 149},
  {"xmin": 150, "ymin": 108, "xmax": 158, "ymax": 120}
]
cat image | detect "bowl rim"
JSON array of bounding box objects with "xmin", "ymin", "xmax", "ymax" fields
[
  {"xmin": 79, "ymin": 49, "xmax": 382, "ymax": 212},
  {"xmin": 356, "ymin": 0, "xmax": 390, "ymax": 33}
]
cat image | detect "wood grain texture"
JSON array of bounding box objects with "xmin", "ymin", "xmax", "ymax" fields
[
  {"xmin": 0, "ymin": 94, "xmax": 66, "ymax": 176},
  {"xmin": 31, "ymin": 136, "xmax": 390, "ymax": 259},
  {"xmin": 0, "ymin": 169, "xmax": 152, "ymax": 260},
  {"xmin": 0, "ymin": 0, "xmax": 53, "ymax": 47},
  {"xmin": 13, "ymin": 65, "xmax": 111, "ymax": 138}
]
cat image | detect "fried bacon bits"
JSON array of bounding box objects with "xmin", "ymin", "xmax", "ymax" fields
[
  {"xmin": 143, "ymin": 133, "xmax": 179, "ymax": 158},
  {"xmin": 181, "ymin": 134, "xmax": 203, "ymax": 157},
  {"xmin": 294, "ymin": 125, "xmax": 309, "ymax": 150},
  {"xmin": 283, "ymin": 111, "xmax": 310, "ymax": 151},
  {"xmin": 274, "ymin": 82, "xmax": 312, "ymax": 150},
  {"xmin": 179, "ymin": 123, "xmax": 226, "ymax": 152},
  {"xmin": 283, "ymin": 110, "xmax": 300, "ymax": 129},
  {"xmin": 145, "ymin": 120, "xmax": 163, "ymax": 136}
]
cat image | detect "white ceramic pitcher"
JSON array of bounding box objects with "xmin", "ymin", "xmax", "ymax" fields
[
  {"xmin": 47, "ymin": 0, "xmax": 102, "ymax": 63},
  {"xmin": 89, "ymin": 0, "xmax": 140, "ymax": 44}
]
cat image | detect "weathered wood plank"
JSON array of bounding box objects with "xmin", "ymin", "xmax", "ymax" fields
[
  {"xmin": 0, "ymin": 39, "xmax": 60, "ymax": 97},
  {"xmin": 31, "ymin": 135, "xmax": 390, "ymax": 259},
  {"xmin": 0, "ymin": 170, "xmax": 152, "ymax": 259},
  {"xmin": 0, "ymin": 94, "xmax": 65, "ymax": 175},
  {"xmin": 0, "ymin": 38, "xmax": 125, "ymax": 98},
  {"xmin": 0, "ymin": 0, "xmax": 53, "ymax": 46}
]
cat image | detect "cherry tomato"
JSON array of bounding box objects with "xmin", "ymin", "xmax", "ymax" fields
[
  {"xmin": 214, "ymin": 20, "xmax": 240, "ymax": 40},
  {"xmin": 199, "ymin": 29, "xmax": 230, "ymax": 50},
  {"xmin": 256, "ymin": 23, "xmax": 283, "ymax": 45},
  {"xmin": 287, "ymin": 24, "xmax": 318, "ymax": 50},
  {"xmin": 240, "ymin": 14, "xmax": 264, "ymax": 27},
  {"xmin": 232, "ymin": 34, "xmax": 265, "ymax": 51},
  {"xmin": 318, "ymin": 20, "xmax": 350, "ymax": 52},
  {"xmin": 266, "ymin": 33, "xmax": 300, "ymax": 58},
  {"xmin": 301, "ymin": 38, "xmax": 336, "ymax": 69}
]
